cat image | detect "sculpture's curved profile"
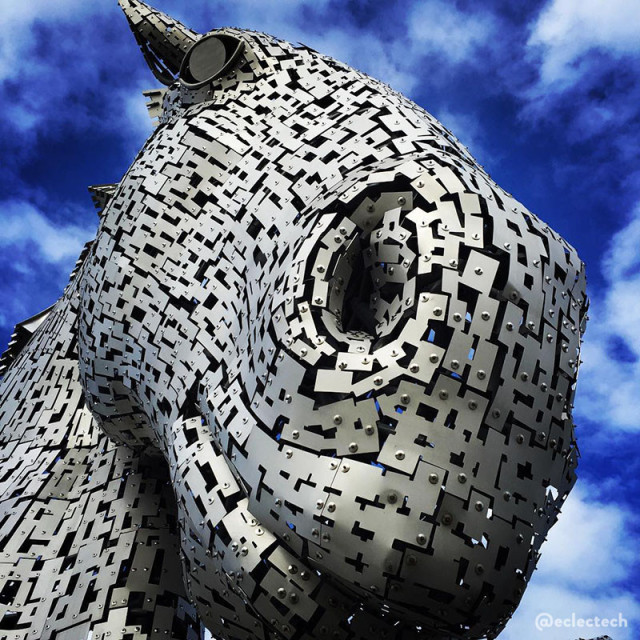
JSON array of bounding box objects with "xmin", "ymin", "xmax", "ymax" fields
[{"xmin": 0, "ymin": 1, "xmax": 588, "ymax": 639}]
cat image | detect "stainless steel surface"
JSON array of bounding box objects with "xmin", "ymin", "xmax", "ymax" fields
[{"xmin": 0, "ymin": 1, "xmax": 588, "ymax": 639}]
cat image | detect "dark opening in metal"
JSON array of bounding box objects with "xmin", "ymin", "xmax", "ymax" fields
[{"xmin": 180, "ymin": 34, "xmax": 244, "ymax": 87}]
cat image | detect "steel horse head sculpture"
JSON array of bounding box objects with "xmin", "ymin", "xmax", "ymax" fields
[{"xmin": 0, "ymin": 1, "xmax": 588, "ymax": 639}]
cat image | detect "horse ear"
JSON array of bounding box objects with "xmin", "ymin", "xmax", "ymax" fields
[{"xmin": 118, "ymin": 0, "xmax": 200, "ymax": 85}]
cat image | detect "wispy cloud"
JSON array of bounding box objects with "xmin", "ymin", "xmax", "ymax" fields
[
  {"xmin": 502, "ymin": 484, "xmax": 640, "ymax": 639},
  {"xmin": 0, "ymin": 199, "xmax": 95, "ymax": 264},
  {"xmin": 0, "ymin": 199, "xmax": 96, "ymax": 338},
  {"xmin": 575, "ymin": 203, "xmax": 640, "ymax": 432},
  {"xmin": 408, "ymin": 0, "xmax": 497, "ymax": 65},
  {"xmin": 433, "ymin": 107, "xmax": 487, "ymax": 163},
  {"xmin": 521, "ymin": 0, "xmax": 640, "ymax": 155},
  {"xmin": 527, "ymin": 0, "xmax": 640, "ymax": 92}
]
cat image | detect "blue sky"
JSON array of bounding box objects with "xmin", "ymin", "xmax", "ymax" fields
[{"xmin": 1, "ymin": 0, "xmax": 639, "ymax": 637}]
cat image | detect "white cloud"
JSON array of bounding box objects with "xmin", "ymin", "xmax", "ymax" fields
[
  {"xmin": 530, "ymin": 486, "xmax": 634, "ymax": 589},
  {"xmin": 0, "ymin": 0, "xmax": 110, "ymax": 83},
  {"xmin": 434, "ymin": 108, "xmax": 487, "ymax": 164},
  {"xmin": 501, "ymin": 484, "xmax": 640, "ymax": 639},
  {"xmin": 0, "ymin": 200, "xmax": 96, "ymax": 264},
  {"xmin": 574, "ymin": 203, "xmax": 640, "ymax": 432},
  {"xmin": 408, "ymin": 0, "xmax": 496, "ymax": 65},
  {"xmin": 305, "ymin": 29, "xmax": 419, "ymax": 96},
  {"xmin": 0, "ymin": 0, "xmax": 151, "ymax": 143},
  {"xmin": 527, "ymin": 0, "xmax": 640, "ymax": 91}
]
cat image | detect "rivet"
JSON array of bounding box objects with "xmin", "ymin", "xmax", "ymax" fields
[
  {"xmin": 416, "ymin": 533, "xmax": 427, "ymax": 545},
  {"xmin": 458, "ymin": 473, "xmax": 467, "ymax": 484},
  {"xmin": 401, "ymin": 394, "xmax": 410, "ymax": 404},
  {"xmin": 364, "ymin": 424, "xmax": 375, "ymax": 435},
  {"xmin": 516, "ymin": 434, "xmax": 525, "ymax": 444},
  {"xmin": 468, "ymin": 400, "xmax": 478, "ymax": 410},
  {"xmin": 429, "ymin": 353, "xmax": 439, "ymax": 363},
  {"xmin": 395, "ymin": 450, "xmax": 405, "ymax": 460},
  {"xmin": 477, "ymin": 370, "xmax": 486, "ymax": 380},
  {"xmin": 429, "ymin": 473, "xmax": 439, "ymax": 484},
  {"xmin": 333, "ymin": 415, "xmax": 343, "ymax": 425},
  {"xmin": 475, "ymin": 501, "xmax": 484, "ymax": 511},
  {"xmin": 374, "ymin": 377, "xmax": 383, "ymax": 386},
  {"xmin": 451, "ymin": 359, "xmax": 460, "ymax": 370},
  {"xmin": 327, "ymin": 502, "xmax": 336, "ymax": 512},
  {"xmin": 442, "ymin": 513, "xmax": 453, "ymax": 526},
  {"xmin": 433, "ymin": 307, "xmax": 443, "ymax": 316},
  {"xmin": 348, "ymin": 442, "xmax": 358, "ymax": 453},
  {"xmin": 388, "ymin": 492, "xmax": 398, "ymax": 504},
  {"xmin": 439, "ymin": 389, "xmax": 449, "ymax": 400}
]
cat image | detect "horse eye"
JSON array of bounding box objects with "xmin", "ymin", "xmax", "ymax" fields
[{"xmin": 180, "ymin": 34, "xmax": 244, "ymax": 87}]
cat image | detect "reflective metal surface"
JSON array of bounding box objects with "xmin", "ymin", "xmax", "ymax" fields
[{"xmin": 0, "ymin": 1, "xmax": 588, "ymax": 638}]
